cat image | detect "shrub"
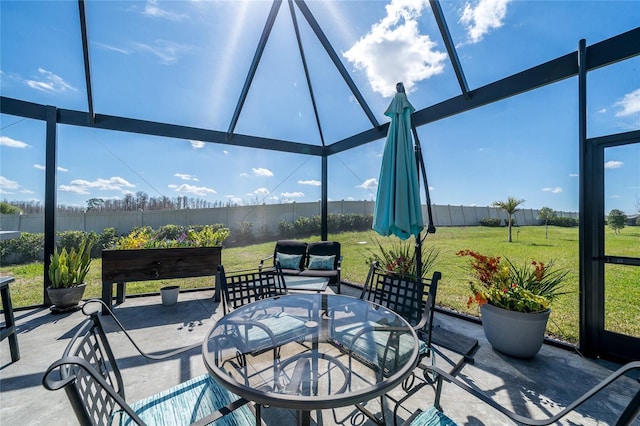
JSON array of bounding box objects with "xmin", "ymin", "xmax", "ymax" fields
[
  {"xmin": 549, "ymin": 216, "xmax": 578, "ymax": 227},
  {"xmin": 95, "ymin": 227, "xmax": 119, "ymax": 254},
  {"xmin": 0, "ymin": 232, "xmax": 44, "ymax": 264},
  {"xmin": 278, "ymin": 221, "xmax": 295, "ymax": 238},
  {"xmin": 233, "ymin": 221, "xmax": 254, "ymax": 246},
  {"xmin": 479, "ymin": 217, "xmax": 502, "ymax": 227},
  {"xmin": 57, "ymin": 230, "xmax": 89, "ymax": 253},
  {"xmin": 293, "ymin": 216, "xmax": 321, "ymax": 237}
]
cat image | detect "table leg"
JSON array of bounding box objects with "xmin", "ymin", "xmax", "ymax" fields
[
  {"xmin": 101, "ymin": 282, "xmax": 111, "ymax": 314},
  {"xmin": 297, "ymin": 410, "xmax": 311, "ymax": 426},
  {"xmin": 116, "ymin": 282, "xmax": 126, "ymax": 304},
  {"xmin": 1, "ymin": 284, "xmax": 20, "ymax": 362}
]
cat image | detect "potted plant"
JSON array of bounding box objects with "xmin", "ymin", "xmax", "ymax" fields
[
  {"xmin": 365, "ymin": 236, "xmax": 440, "ymax": 278},
  {"xmin": 48, "ymin": 236, "xmax": 95, "ymax": 311},
  {"xmin": 457, "ymin": 249, "xmax": 570, "ymax": 358}
]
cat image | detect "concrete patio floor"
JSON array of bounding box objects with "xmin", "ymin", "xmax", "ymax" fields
[{"xmin": 1, "ymin": 284, "xmax": 638, "ymax": 425}]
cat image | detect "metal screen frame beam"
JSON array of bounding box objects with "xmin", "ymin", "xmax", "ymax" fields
[
  {"xmin": 429, "ymin": 0, "xmax": 470, "ymax": 99},
  {"xmin": 78, "ymin": 0, "xmax": 95, "ymax": 124},
  {"xmin": 295, "ymin": 0, "xmax": 380, "ymax": 129},
  {"xmin": 227, "ymin": 0, "xmax": 282, "ymax": 139}
]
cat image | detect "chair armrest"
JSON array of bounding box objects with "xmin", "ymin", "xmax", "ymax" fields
[
  {"xmin": 259, "ymin": 254, "xmax": 274, "ymax": 270},
  {"xmin": 81, "ymin": 300, "xmax": 201, "ymax": 360},
  {"xmin": 43, "ymin": 355, "xmax": 145, "ymax": 424},
  {"xmin": 423, "ymin": 362, "xmax": 640, "ymax": 426}
]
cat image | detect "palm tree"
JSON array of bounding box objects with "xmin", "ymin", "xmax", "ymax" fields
[{"xmin": 493, "ymin": 196, "xmax": 525, "ymax": 242}]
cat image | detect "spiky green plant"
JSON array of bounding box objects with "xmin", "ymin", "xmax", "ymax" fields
[
  {"xmin": 48, "ymin": 236, "xmax": 95, "ymax": 288},
  {"xmin": 365, "ymin": 236, "xmax": 440, "ymax": 278}
]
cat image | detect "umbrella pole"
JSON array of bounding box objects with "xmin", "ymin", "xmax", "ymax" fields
[{"xmin": 411, "ymin": 115, "xmax": 436, "ymax": 279}]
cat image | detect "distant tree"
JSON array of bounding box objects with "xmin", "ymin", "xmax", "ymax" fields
[
  {"xmin": 493, "ymin": 196, "xmax": 525, "ymax": 242},
  {"xmin": 0, "ymin": 201, "xmax": 21, "ymax": 214},
  {"xmin": 86, "ymin": 198, "xmax": 104, "ymax": 211},
  {"xmin": 607, "ymin": 209, "xmax": 627, "ymax": 234},
  {"xmin": 538, "ymin": 207, "xmax": 556, "ymax": 239}
]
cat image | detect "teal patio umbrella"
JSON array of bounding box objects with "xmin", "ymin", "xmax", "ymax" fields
[{"xmin": 373, "ymin": 82, "xmax": 435, "ymax": 277}]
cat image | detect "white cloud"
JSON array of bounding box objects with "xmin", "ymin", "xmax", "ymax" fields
[
  {"xmin": 253, "ymin": 187, "xmax": 270, "ymax": 195},
  {"xmin": 240, "ymin": 172, "xmax": 249, "ymax": 177},
  {"xmin": 0, "ymin": 136, "xmax": 29, "ymax": 148},
  {"xmin": 225, "ymin": 195, "xmax": 242, "ymax": 204},
  {"xmin": 604, "ymin": 160, "xmax": 623, "ymax": 169},
  {"xmin": 26, "ymin": 68, "xmax": 76, "ymax": 93},
  {"xmin": 223, "ymin": 150, "xmax": 229, "ymax": 155},
  {"xmin": 190, "ymin": 140, "xmax": 205, "ymax": 149},
  {"xmin": 460, "ymin": 0, "xmax": 511, "ymax": 44},
  {"xmin": 174, "ymin": 173, "xmax": 199, "ymax": 181},
  {"xmin": 357, "ymin": 178, "xmax": 378, "ymax": 190},
  {"xmin": 94, "ymin": 42, "xmax": 129, "ymax": 55},
  {"xmin": 298, "ymin": 180, "xmax": 321, "ymax": 186},
  {"xmin": 542, "ymin": 187, "xmax": 563, "ymax": 194},
  {"xmin": 168, "ymin": 183, "xmax": 215, "ymax": 196},
  {"xmin": 343, "ymin": 0, "xmax": 447, "ymax": 97},
  {"xmin": 33, "ymin": 164, "xmax": 68, "ymax": 172},
  {"xmin": 58, "ymin": 185, "xmax": 91, "ymax": 194},
  {"xmin": 131, "ymin": 40, "xmax": 191, "ymax": 64},
  {"xmin": 59, "ymin": 176, "xmax": 135, "ymax": 194},
  {"xmin": 597, "ymin": 108, "xmax": 607, "ymax": 114},
  {"xmin": 0, "ymin": 176, "xmax": 19, "ymax": 191},
  {"xmin": 252, "ymin": 168, "xmax": 273, "ymax": 177},
  {"xmin": 569, "ymin": 173, "xmax": 578, "ymax": 177},
  {"xmin": 143, "ymin": 0, "xmax": 188, "ymax": 20},
  {"xmin": 614, "ymin": 88, "xmax": 640, "ymax": 117},
  {"xmin": 281, "ymin": 192, "xmax": 304, "ymax": 198}
]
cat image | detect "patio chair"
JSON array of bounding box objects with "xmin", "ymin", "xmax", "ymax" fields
[
  {"xmin": 404, "ymin": 362, "xmax": 640, "ymax": 426},
  {"xmin": 259, "ymin": 239, "xmax": 343, "ymax": 293},
  {"xmin": 42, "ymin": 300, "xmax": 254, "ymax": 426},
  {"xmin": 217, "ymin": 263, "xmax": 309, "ymax": 354},
  {"xmin": 330, "ymin": 261, "xmax": 441, "ymax": 424}
]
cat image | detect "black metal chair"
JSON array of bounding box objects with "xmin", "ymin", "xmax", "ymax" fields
[
  {"xmin": 405, "ymin": 361, "xmax": 640, "ymax": 426},
  {"xmin": 42, "ymin": 300, "xmax": 254, "ymax": 426},
  {"xmin": 330, "ymin": 261, "xmax": 442, "ymax": 425},
  {"xmin": 217, "ymin": 263, "xmax": 309, "ymax": 354}
]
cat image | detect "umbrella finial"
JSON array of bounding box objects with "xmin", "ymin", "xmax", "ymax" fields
[{"xmin": 395, "ymin": 82, "xmax": 405, "ymax": 93}]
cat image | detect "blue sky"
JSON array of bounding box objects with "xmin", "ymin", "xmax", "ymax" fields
[{"xmin": 1, "ymin": 0, "xmax": 639, "ymax": 215}]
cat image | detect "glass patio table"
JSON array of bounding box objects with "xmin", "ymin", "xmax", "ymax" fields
[{"xmin": 202, "ymin": 293, "xmax": 419, "ymax": 425}]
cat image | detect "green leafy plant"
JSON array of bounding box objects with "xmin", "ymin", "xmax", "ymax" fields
[
  {"xmin": 457, "ymin": 249, "xmax": 570, "ymax": 313},
  {"xmin": 365, "ymin": 236, "xmax": 439, "ymax": 278},
  {"xmin": 48, "ymin": 236, "xmax": 95, "ymax": 288},
  {"xmin": 115, "ymin": 225, "xmax": 230, "ymax": 249}
]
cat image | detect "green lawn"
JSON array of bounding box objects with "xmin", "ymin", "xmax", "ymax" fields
[{"xmin": 3, "ymin": 225, "xmax": 639, "ymax": 344}]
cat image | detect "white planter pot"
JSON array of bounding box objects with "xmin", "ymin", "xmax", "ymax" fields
[
  {"xmin": 161, "ymin": 285, "xmax": 180, "ymax": 306},
  {"xmin": 480, "ymin": 303, "xmax": 550, "ymax": 359}
]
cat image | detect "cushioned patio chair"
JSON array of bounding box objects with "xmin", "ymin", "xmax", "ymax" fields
[
  {"xmin": 259, "ymin": 240, "xmax": 343, "ymax": 293},
  {"xmin": 42, "ymin": 300, "xmax": 254, "ymax": 426},
  {"xmin": 217, "ymin": 263, "xmax": 309, "ymax": 354},
  {"xmin": 330, "ymin": 261, "xmax": 441, "ymax": 425},
  {"xmin": 404, "ymin": 362, "xmax": 640, "ymax": 426}
]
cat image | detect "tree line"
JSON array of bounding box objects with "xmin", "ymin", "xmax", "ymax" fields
[{"xmin": 1, "ymin": 192, "xmax": 241, "ymax": 214}]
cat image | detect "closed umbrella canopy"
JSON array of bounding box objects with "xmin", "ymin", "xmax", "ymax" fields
[{"xmin": 373, "ymin": 86, "xmax": 424, "ymax": 240}]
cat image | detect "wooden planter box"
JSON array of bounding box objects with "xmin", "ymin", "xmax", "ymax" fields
[{"xmin": 101, "ymin": 246, "xmax": 222, "ymax": 313}]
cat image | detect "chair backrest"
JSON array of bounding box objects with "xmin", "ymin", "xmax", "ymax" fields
[
  {"xmin": 42, "ymin": 312, "xmax": 144, "ymax": 426},
  {"xmin": 272, "ymin": 240, "xmax": 308, "ymax": 270},
  {"xmin": 361, "ymin": 262, "xmax": 441, "ymax": 348},
  {"xmin": 218, "ymin": 263, "xmax": 288, "ymax": 315},
  {"xmin": 306, "ymin": 241, "xmax": 341, "ymax": 270}
]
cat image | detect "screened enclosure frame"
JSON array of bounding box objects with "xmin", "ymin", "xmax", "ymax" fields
[{"xmin": 1, "ymin": 0, "xmax": 639, "ymax": 362}]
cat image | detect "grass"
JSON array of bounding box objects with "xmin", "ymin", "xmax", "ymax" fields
[{"xmin": 2, "ymin": 225, "xmax": 639, "ymax": 344}]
